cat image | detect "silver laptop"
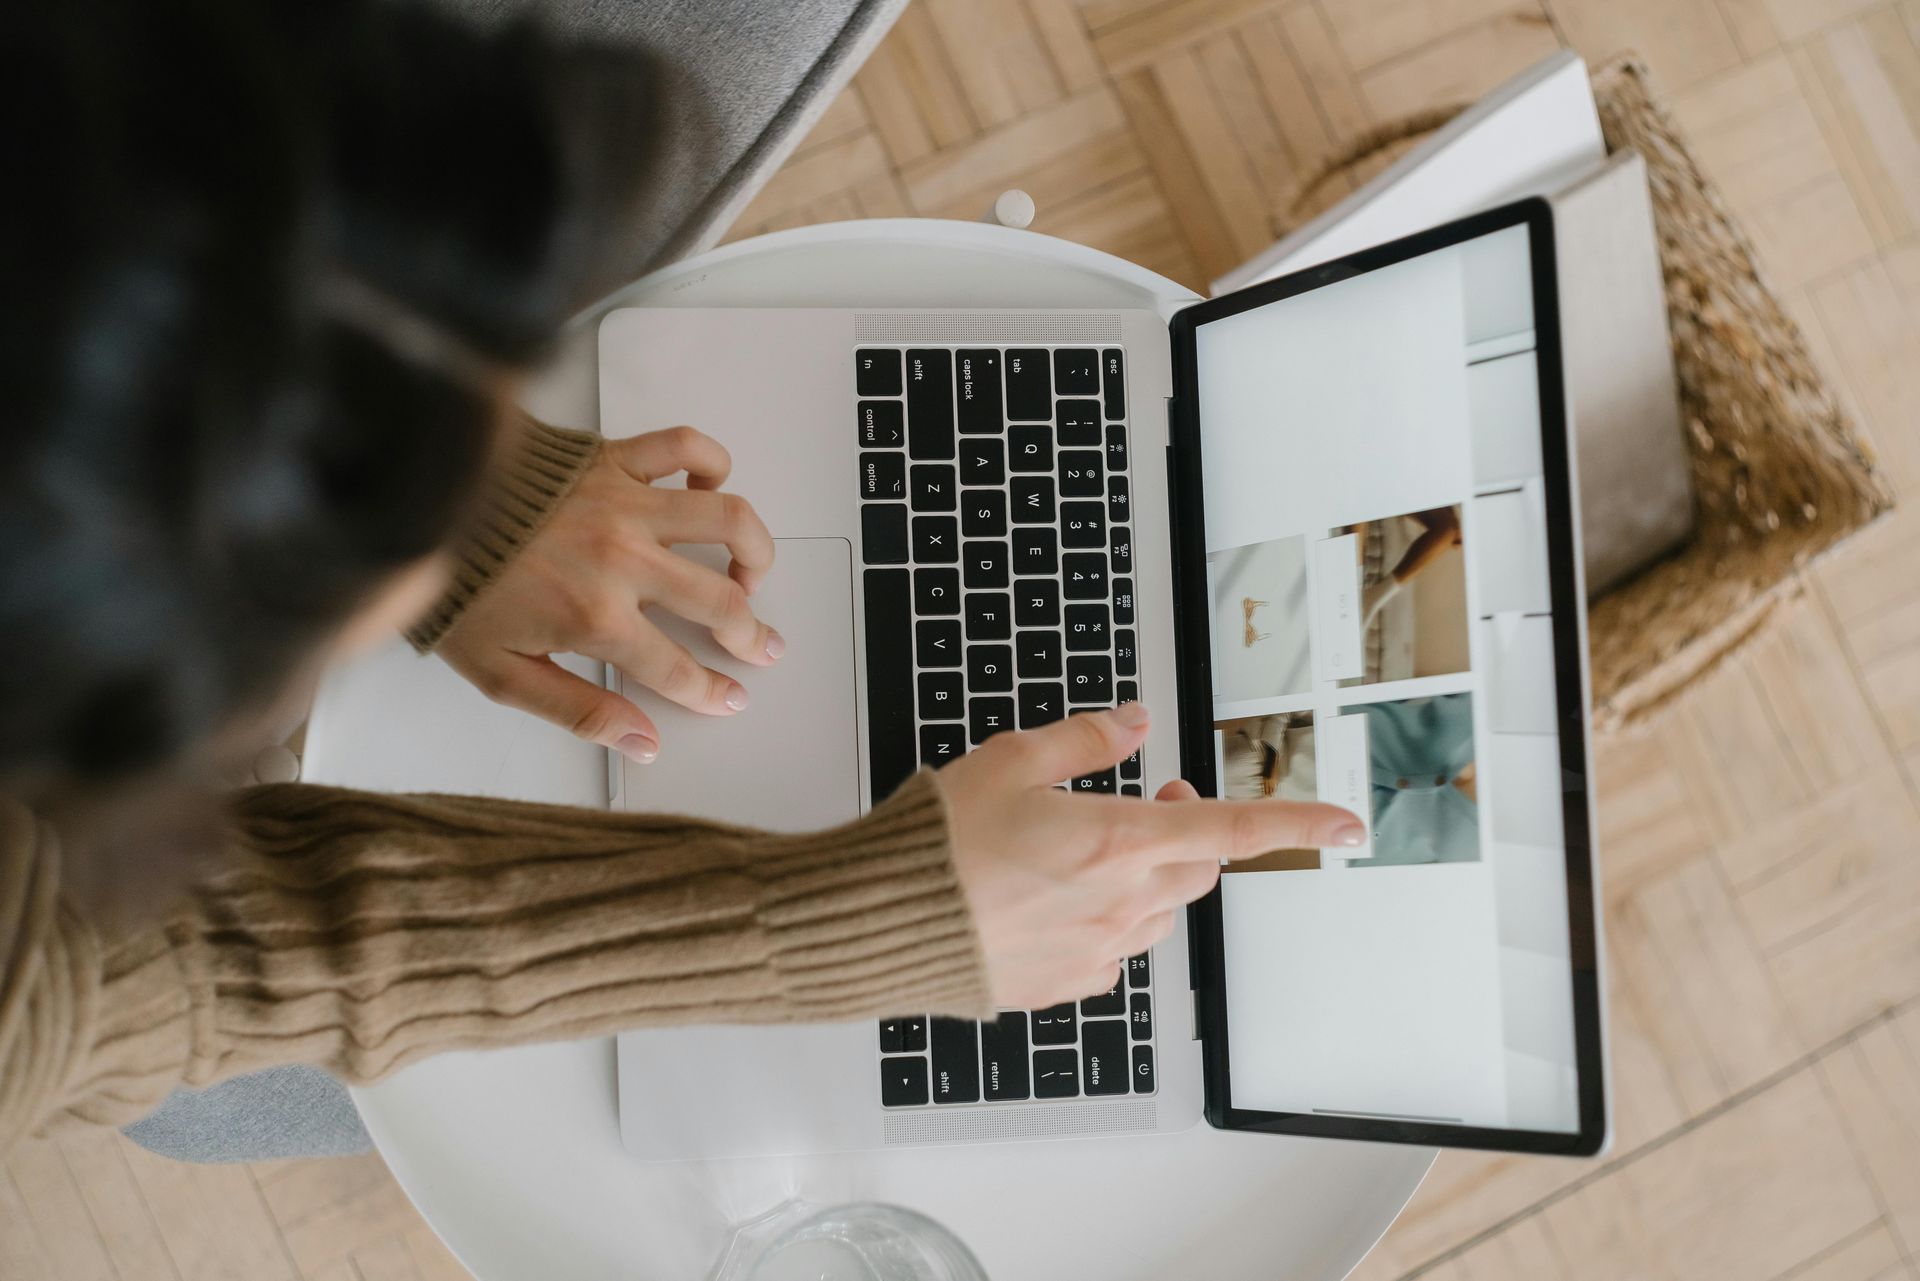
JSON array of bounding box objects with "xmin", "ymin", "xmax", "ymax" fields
[{"xmin": 604, "ymin": 202, "xmax": 1608, "ymax": 1162}]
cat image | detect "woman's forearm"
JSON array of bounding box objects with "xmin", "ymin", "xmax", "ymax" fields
[{"xmin": 1, "ymin": 772, "xmax": 989, "ymax": 1151}]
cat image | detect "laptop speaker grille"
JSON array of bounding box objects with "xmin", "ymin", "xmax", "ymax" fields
[
  {"xmin": 854, "ymin": 312, "xmax": 1124, "ymax": 343},
  {"xmin": 882, "ymin": 1098, "xmax": 1157, "ymax": 1145}
]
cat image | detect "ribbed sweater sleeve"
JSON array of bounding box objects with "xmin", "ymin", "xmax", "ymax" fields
[
  {"xmin": 0, "ymin": 771, "xmax": 989, "ymax": 1149},
  {"xmin": 405, "ymin": 413, "xmax": 602, "ymax": 652}
]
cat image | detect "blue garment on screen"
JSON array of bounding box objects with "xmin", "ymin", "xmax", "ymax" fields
[{"xmin": 1347, "ymin": 693, "xmax": 1479, "ymax": 865}]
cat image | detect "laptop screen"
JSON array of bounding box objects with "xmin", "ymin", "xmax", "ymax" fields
[{"xmin": 1189, "ymin": 216, "xmax": 1587, "ymax": 1136}]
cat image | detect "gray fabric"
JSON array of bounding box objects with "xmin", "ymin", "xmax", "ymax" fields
[
  {"xmin": 123, "ymin": 1066, "xmax": 372, "ymax": 1164},
  {"xmin": 426, "ymin": 0, "xmax": 911, "ymax": 280},
  {"xmin": 120, "ymin": 0, "xmax": 907, "ymax": 1164}
]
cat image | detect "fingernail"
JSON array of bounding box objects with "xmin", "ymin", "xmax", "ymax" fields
[
  {"xmin": 1331, "ymin": 820, "xmax": 1366, "ymax": 848},
  {"xmin": 1112, "ymin": 701, "xmax": 1149, "ymax": 729},
  {"xmin": 725, "ymin": 685, "xmax": 750, "ymax": 712},
  {"xmin": 616, "ymin": 733, "xmax": 658, "ymax": 765},
  {"xmin": 764, "ymin": 628, "xmax": 786, "ymax": 661}
]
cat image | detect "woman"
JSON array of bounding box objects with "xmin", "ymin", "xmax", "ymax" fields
[{"xmin": 0, "ymin": 0, "xmax": 1361, "ymax": 1154}]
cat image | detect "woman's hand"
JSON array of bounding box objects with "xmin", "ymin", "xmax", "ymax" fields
[
  {"xmin": 437, "ymin": 427, "xmax": 778, "ymax": 763},
  {"xmin": 936, "ymin": 702, "xmax": 1366, "ymax": 1010}
]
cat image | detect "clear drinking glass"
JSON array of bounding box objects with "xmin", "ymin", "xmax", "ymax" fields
[{"xmin": 711, "ymin": 1200, "xmax": 988, "ymax": 1281}]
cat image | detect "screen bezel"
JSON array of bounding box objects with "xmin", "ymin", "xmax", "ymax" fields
[{"xmin": 1168, "ymin": 199, "xmax": 1607, "ymax": 1156}]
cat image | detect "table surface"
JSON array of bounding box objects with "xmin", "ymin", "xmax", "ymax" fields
[{"xmin": 310, "ymin": 218, "xmax": 1433, "ymax": 1281}]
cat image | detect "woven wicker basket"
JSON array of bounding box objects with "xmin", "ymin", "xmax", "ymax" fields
[{"xmin": 1276, "ymin": 56, "xmax": 1893, "ymax": 736}]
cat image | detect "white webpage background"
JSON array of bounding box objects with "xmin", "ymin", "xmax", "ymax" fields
[
  {"xmin": 1195, "ymin": 249, "xmax": 1471, "ymax": 549},
  {"xmin": 1198, "ymin": 229, "xmax": 1579, "ymax": 1131}
]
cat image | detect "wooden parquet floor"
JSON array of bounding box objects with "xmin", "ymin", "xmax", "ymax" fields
[{"xmin": 7, "ymin": 1, "xmax": 1920, "ymax": 1277}]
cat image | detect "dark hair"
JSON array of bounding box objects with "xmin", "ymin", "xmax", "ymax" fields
[{"xmin": 0, "ymin": 0, "xmax": 655, "ymax": 785}]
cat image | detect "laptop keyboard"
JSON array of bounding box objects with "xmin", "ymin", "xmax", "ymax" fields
[{"xmin": 855, "ymin": 345, "xmax": 1156, "ymax": 1108}]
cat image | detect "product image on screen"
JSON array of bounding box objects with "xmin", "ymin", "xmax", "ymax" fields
[
  {"xmin": 1197, "ymin": 220, "xmax": 1580, "ymax": 1136},
  {"xmin": 1217, "ymin": 712, "xmax": 1320, "ymax": 871},
  {"xmin": 1332, "ymin": 506, "xmax": 1470, "ymax": 687},
  {"xmin": 1209, "ymin": 537, "xmax": 1312, "ymax": 703}
]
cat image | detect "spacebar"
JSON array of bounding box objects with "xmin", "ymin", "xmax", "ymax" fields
[{"xmin": 863, "ymin": 568, "xmax": 916, "ymax": 803}]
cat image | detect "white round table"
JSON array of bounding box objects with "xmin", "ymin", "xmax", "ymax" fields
[{"xmin": 347, "ymin": 219, "xmax": 1433, "ymax": 1281}]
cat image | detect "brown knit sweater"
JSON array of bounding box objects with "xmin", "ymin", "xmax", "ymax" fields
[{"xmin": 0, "ymin": 417, "xmax": 991, "ymax": 1153}]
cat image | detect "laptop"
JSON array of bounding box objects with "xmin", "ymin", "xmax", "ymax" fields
[{"xmin": 602, "ymin": 200, "xmax": 1608, "ymax": 1161}]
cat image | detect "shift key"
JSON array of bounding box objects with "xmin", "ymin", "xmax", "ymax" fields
[
  {"xmin": 930, "ymin": 1017, "xmax": 980, "ymax": 1104},
  {"xmin": 906, "ymin": 349, "xmax": 955, "ymax": 460}
]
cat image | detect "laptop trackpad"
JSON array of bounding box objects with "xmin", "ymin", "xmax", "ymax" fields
[{"xmin": 614, "ymin": 537, "xmax": 862, "ymax": 830}]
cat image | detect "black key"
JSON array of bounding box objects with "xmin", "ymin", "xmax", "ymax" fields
[
  {"xmin": 1059, "ymin": 449, "xmax": 1103, "ymax": 498},
  {"xmin": 964, "ymin": 592, "xmax": 1011, "ymax": 640},
  {"xmin": 863, "ymin": 569, "xmax": 914, "ymax": 801},
  {"xmin": 1008, "ymin": 425, "xmax": 1052, "ymax": 473},
  {"xmin": 1101, "ymin": 349, "xmax": 1126, "ymax": 419},
  {"xmin": 1132, "ymin": 1044, "xmax": 1155, "ymax": 1094},
  {"xmin": 963, "ymin": 490, "xmax": 1007, "ymax": 538},
  {"xmin": 1016, "ymin": 578, "xmax": 1060, "ymax": 627},
  {"xmin": 1114, "ymin": 628, "xmax": 1137, "ymax": 676},
  {"xmin": 859, "ymin": 456, "xmax": 904, "ymax": 507},
  {"xmin": 905, "ymin": 349, "xmax": 955, "ymax": 460},
  {"xmin": 916, "ymin": 619, "xmax": 962, "ymax": 668},
  {"xmin": 860, "ymin": 400, "xmax": 905, "ymax": 448},
  {"xmin": 1072, "ymin": 769, "xmax": 1116, "ymax": 793},
  {"xmin": 1057, "ymin": 399, "xmax": 1102, "ymax": 447},
  {"xmin": 879, "ymin": 1015, "xmax": 927, "ymax": 1053},
  {"xmin": 1120, "ymin": 743, "xmax": 1142, "ymax": 780},
  {"xmin": 1126, "ymin": 953, "xmax": 1150, "ymax": 988},
  {"xmin": 967, "ymin": 644, "xmax": 1013, "ymax": 693},
  {"xmin": 919, "ymin": 722, "xmax": 966, "ymax": 768},
  {"xmin": 1033, "ymin": 1049, "xmax": 1080, "ymax": 1099},
  {"xmin": 980, "ymin": 1012, "xmax": 1031, "ymax": 1102},
  {"xmin": 1054, "ymin": 348, "xmax": 1099, "ymax": 395},
  {"xmin": 1117, "ymin": 680, "xmax": 1139, "ymax": 709},
  {"xmin": 911, "ymin": 464, "xmax": 956, "ymax": 512},
  {"xmin": 1121, "ymin": 784, "xmax": 1143, "ymax": 796},
  {"xmin": 963, "ymin": 540, "xmax": 1008, "ymax": 588},
  {"xmin": 1019, "ymin": 681, "xmax": 1065, "ymax": 728},
  {"xmin": 930, "ymin": 1018, "xmax": 980, "ymax": 1104},
  {"xmin": 1011, "ymin": 476, "xmax": 1056, "ymax": 525},
  {"xmin": 1068, "ymin": 655, "xmax": 1113, "ymax": 704},
  {"xmin": 858, "ymin": 348, "xmax": 903, "ymax": 396},
  {"xmin": 1066, "ymin": 604, "xmax": 1109, "ymax": 652},
  {"xmin": 912, "ymin": 515, "xmax": 958, "ymax": 564},
  {"xmin": 1110, "ymin": 525, "xmax": 1133, "ymax": 573},
  {"xmin": 1081, "ymin": 971, "xmax": 1124, "ymax": 1017},
  {"xmin": 1032, "ymin": 1003, "xmax": 1077, "ymax": 1046},
  {"xmin": 969, "ymin": 696, "xmax": 1016, "ymax": 744},
  {"xmin": 1082, "ymin": 1019, "xmax": 1130, "ymax": 1096},
  {"xmin": 1104, "ymin": 422, "xmax": 1128, "ymax": 472},
  {"xmin": 1016, "ymin": 630, "xmax": 1062, "ymax": 678},
  {"xmin": 918, "ymin": 671, "xmax": 963, "ymax": 718},
  {"xmin": 1063, "ymin": 553, "xmax": 1108, "ymax": 600},
  {"xmin": 1129, "ymin": 992, "xmax": 1153, "ymax": 1042},
  {"xmin": 881, "ymin": 1056, "xmax": 930, "ymax": 1107},
  {"xmin": 1005, "ymin": 348, "xmax": 1051, "ymax": 420},
  {"xmin": 1112, "ymin": 577, "xmax": 1135, "ymax": 625},
  {"xmin": 862, "ymin": 505, "xmax": 909, "ymax": 565},
  {"xmin": 1108, "ymin": 475, "xmax": 1130, "ymax": 524},
  {"xmin": 914, "ymin": 568, "xmax": 960, "ymax": 616},
  {"xmin": 960, "ymin": 439, "xmax": 1005, "ymax": 486},
  {"xmin": 1062, "ymin": 501, "xmax": 1105, "ymax": 548},
  {"xmin": 1013, "ymin": 527, "xmax": 1058, "ymax": 575},
  {"xmin": 955, "ymin": 349, "xmax": 1003, "ymax": 434}
]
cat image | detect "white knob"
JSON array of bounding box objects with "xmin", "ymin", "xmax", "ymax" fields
[
  {"xmin": 253, "ymin": 743, "xmax": 302, "ymax": 784},
  {"xmin": 990, "ymin": 189, "xmax": 1036, "ymax": 229}
]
